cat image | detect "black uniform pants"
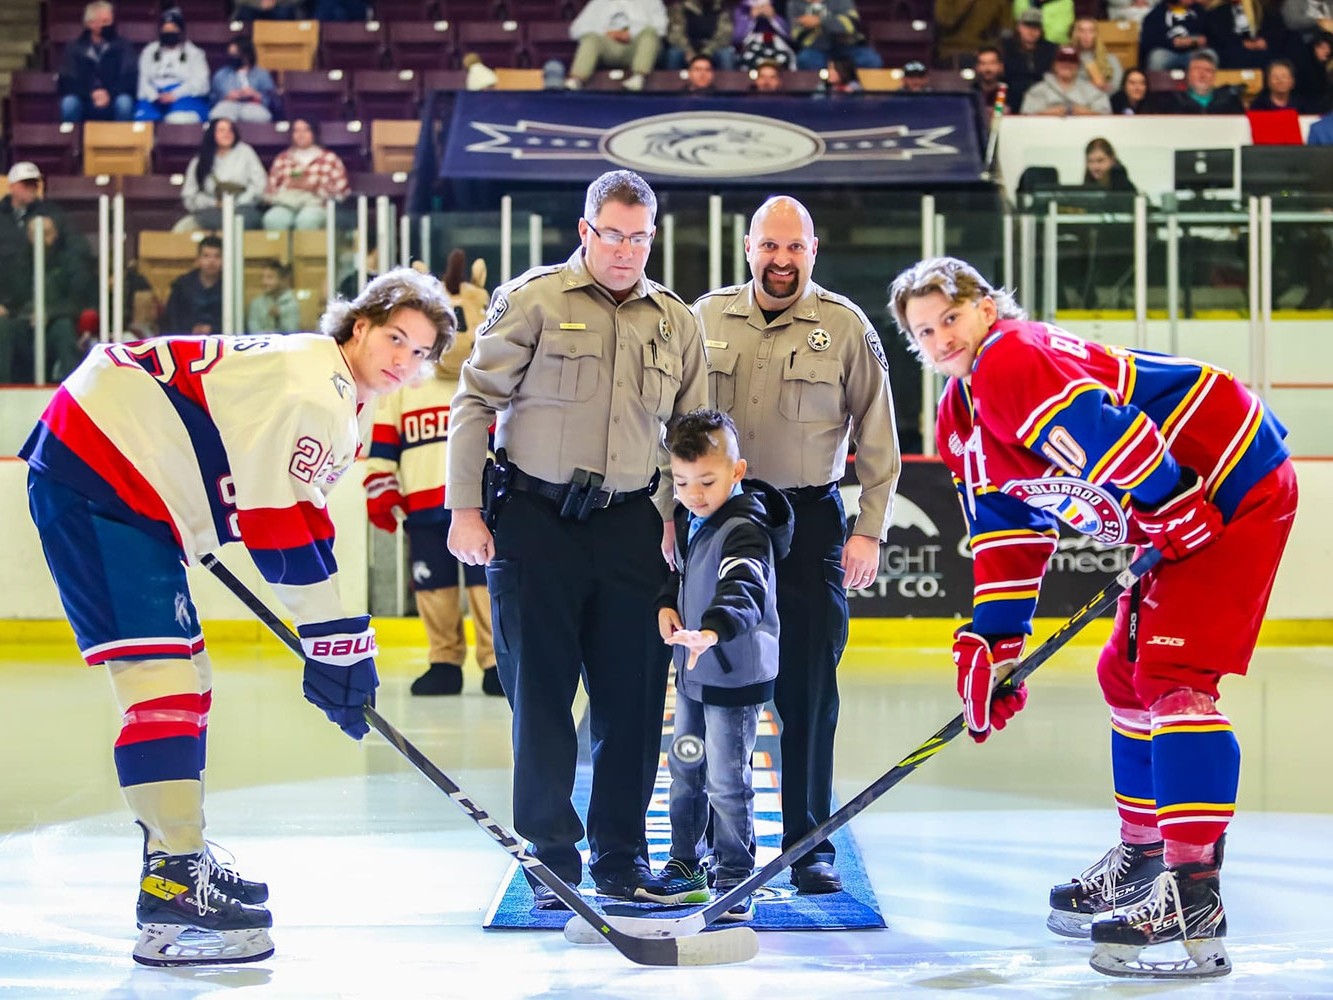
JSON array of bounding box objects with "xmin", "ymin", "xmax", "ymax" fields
[
  {"xmin": 486, "ymin": 490, "xmax": 671, "ymax": 887},
  {"xmin": 773, "ymin": 486, "xmax": 849, "ymax": 867}
]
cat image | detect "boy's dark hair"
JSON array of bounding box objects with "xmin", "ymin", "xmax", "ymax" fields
[
  {"xmin": 198, "ymin": 235, "xmax": 223, "ymax": 255},
  {"xmin": 666, "ymin": 408, "xmax": 740, "ymax": 461}
]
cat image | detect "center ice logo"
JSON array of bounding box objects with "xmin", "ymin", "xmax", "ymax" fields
[{"xmin": 1003, "ymin": 477, "xmax": 1128, "ymax": 545}]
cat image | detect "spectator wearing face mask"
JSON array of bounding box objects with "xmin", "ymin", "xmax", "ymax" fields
[
  {"xmin": 58, "ymin": 1, "xmax": 137, "ymax": 123},
  {"xmin": 134, "ymin": 7, "xmax": 210, "ymax": 123},
  {"xmin": 210, "ymin": 36, "xmax": 276, "ymax": 123}
]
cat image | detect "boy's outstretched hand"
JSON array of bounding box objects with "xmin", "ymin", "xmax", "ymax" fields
[{"xmin": 665, "ymin": 629, "xmax": 719, "ymax": 670}]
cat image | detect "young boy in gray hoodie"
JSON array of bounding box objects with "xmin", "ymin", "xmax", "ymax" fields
[{"xmin": 642, "ymin": 408, "xmax": 793, "ymax": 922}]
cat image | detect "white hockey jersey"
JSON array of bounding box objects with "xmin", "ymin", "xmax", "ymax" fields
[{"xmin": 21, "ymin": 333, "xmax": 371, "ymax": 627}]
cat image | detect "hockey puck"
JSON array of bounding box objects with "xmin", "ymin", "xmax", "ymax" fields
[{"xmin": 671, "ymin": 734, "xmax": 705, "ymax": 766}]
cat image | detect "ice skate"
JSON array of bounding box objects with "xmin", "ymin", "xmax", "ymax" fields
[
  {"xmin": 138, "ymin": 822, "xmax": 268, "ymax": 906},
  {"xmin": 1047, "ymin": 840, "xmax": 1164, "ymax": 938},
  {"xmin": 1089, "ymin": 860, "xmax": 1231, "ymax": 979},
  {"xmin": 133, "ymin": 852, "xmax": 275, "ymax": 967}
]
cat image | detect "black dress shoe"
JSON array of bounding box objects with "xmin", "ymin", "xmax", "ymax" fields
[
  {"xmin": 791, "ymin": 861, "xmax": 842, "ymax": 894},
  {"xmin": 481, "ymin": 667, "xmax": 504, "ymax": 697},
  {"xmin": 411, "ymin": 662, "xmax": 462, "ymax": 695},
  {"xmin": 592, "ymin": 867, "xmax": 651, "ymax": 901},
  {"xmin": 532, "ymin": 883, "xmax": 573, "ymax": 910}
]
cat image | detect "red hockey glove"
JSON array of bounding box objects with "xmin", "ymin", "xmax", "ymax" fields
[
  {"xmin": 953, "ymin": 627, "xmax": 1027, "ymax": 743},
  {"xmin": 1132, "ymin": 468, "xmax": 1223, "ymax": 562},
  {"xmin": 364, "ymin": 474, "xmax": 405, "ymax": 534}
]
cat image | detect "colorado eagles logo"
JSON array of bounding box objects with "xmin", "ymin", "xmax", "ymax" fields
[
  {"xmin": 1004, "ymin": 477, "xmax": 1128, "ymax": 544},
  {"xmin": 174, "ymin": 592, "xmax": 190, "ymax": 630},
  {"xmin": 602, "ymin": 113, "xmax": 824, "ymax": 178},
  {"xmin": 330, "ymin": 372, "xmax": 352, "ymax": 400}
]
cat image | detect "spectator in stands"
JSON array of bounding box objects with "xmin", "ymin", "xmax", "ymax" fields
[
  {"xmin": 247, "ymin": 259, "xmax": 300, "ymax": 334},
  {"xmin": 1003, "ymin": 8, "xmax": 1058, "ymax": 110},
  {"xmin": 232, "ymin": 0, "xmax": 303, "ymax": 21},
  {"xmin": 935, "ymin": 0, "xmax": 1011, "ymax": 65},
  {"xmin": 134, "ymin": 7, "xmax": 210, "ymax": 123},
  {"xmin": 0, "ymin": 165, "xmax": 71, "ymax": 314},
  {"xmin": 1140, "ymin": 0, "xmax": 1210, "ymax": 71},
  {"xmin": 973, "ymin": 45, "xmax": 1009, "ymax": 112},
  {"xmin": 1281, "ymin": 0, "xmax": 1333, "ymax": 38},
  {"xmin": 817, "ymin": 55, "xmax": 864, "ymax": 95},
  {"xmin": 210, "ymin": 36, "xmax": 276, "ymax": 123},
  {"xmin": 1307, "ymin": 105, "xmax": 1333, "ymax": 142},
  {"xmin": 263, "ymin": 118, "xmax": 350, "ymax": 232},
  {"xmin": 58, "ymin": 1, "xmax": 137, "ymax": 124},
  {"xmin": 1292, "ymin": 30, "xmax": 1333, "ymax": 112},
  {"xmin": 752, "ymin": 58, "xmax": 784, "ymax": 91},
  {"xmin": 1013, "ymin": 0, "xmax": 1074, "ymax": 45},
  {"xmin": 1070, "ymin": 17, "xmax": 1123, "ymax": 94},
  {"xmin": 162, "ymin": 235, "xmax": 223, "ymax": 334},
  {"xmin": 666, "ymin": 0, "xmax": 738, "ymax": 70},
  {"xmin": 177, "ymin": 118, "xmax": 267, "ymax": 232},
  {"xmin": 0, "ymin": 214, "xmax": 96, "ymax": 383},
  {"xmin": 310, "ymin": 0, "xmax": 367, "ymax": 18},
  {"xmin": 684, "ymin": 52, "xmax": 719, "ymax": 91},
  {"xmin": 789, "ymin": 0, "xmax": 883, "ymax": 71},
  {"xmin": 899, "ymin": 60, "xmax": 930, "ymax": 92},
  {"xmin": 1020, "ymin": 44, "xmax": 1111, "ymax": 114},
  {"xmin": 1083, "ymin": 137, "xmax": 1136, "ymax": 190},
  {"xmin": 1208, "ymin": 0, "xmax": 1289, "ymax": 70},
  {"xmin": 565, "ymin": 0, "xmax": 669, "ymax": 92},
  {"xmin": 338, "ymin": 244, "xmax": 378, "ymax": 299},
  {"xmin": 1111, "ymin": 66, "xmax": 1153, "ymax": 112},
  {"xmin": 1108, "ymin": 0, "xmax": 1152, "ymax": 25},
  {"xmin": 1160, "ymin": 47, "xmax": 1246, "ymax": 112},
  {"xmin": 1251, "ymin": 58, "xmax": 1313, "ymax": 110},
  {"xmin": 735, "ymin": 0, "xmax": 796, "ymax": 71}
]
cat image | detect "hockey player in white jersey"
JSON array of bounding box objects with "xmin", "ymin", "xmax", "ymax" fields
[{"xmin": 20, "ymin": 268, "xmax": 455, "ymax": 967}]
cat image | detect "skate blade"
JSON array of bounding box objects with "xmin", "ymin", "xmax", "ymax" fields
[
  {"xmin": 1089, "ymin": 939, "xmax": 1232, "ymax": 979},
  {"xmin": 133, "ymin": 923, "xmax": 275, "ymax": 967},
  {"xmin": 1045, "ymin": 909, "xmax": 1093, "ymax": 939}
]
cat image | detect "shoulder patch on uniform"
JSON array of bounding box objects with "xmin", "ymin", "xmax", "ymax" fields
[
  {"xmin": 865, "ymin": 330, "xmax": 889, "ymax": 371},
  {"xmin": 476, "ymin": 294, "xmax": 508, "ymax": 338},
  {"xmin": 691, "ymin": 283, "xmax": 745, "ymax": 306}
]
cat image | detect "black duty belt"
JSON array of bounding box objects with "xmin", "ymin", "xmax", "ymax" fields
[
  {"xmin": 510, "ymin": 465, "xmax": 658, "ymax": 515},
  {"xmin": 781, "ymin": 482, "xmax": 837, "ymax": 504}
]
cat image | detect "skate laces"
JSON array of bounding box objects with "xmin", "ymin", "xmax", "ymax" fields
[
  {"xmin": 185, "ymin": 854, "xmax": 229, "ymax": 917},
  {"xmin": 1120, "ymin": 869, "xmax": 1185, "ymax": 936},
  {"xmin": 203, "ymin": 841, "xmax": 244, "ymax": 887},
  {"xmin": 1078, "ymin": 843, "xmax": 1131, "ymax": 899}
]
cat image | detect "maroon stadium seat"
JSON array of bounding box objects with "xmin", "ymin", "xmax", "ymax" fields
[
  {"xmin": 319, "ymin": 21, "xmax": 387, "ymax": 71},
  {"xmin": 120, "ymin": 173, "xmax": 190, "ymax": 234},
  {"xmin": 455, "ymin": 19, "xmax": 525, "ymax": 70},
  {"xmin": 386, "ymin": 20, "xmax": 457, "ymax": 70},
  {"xmin": 9, "ymin": 72, "xmax": 61, "ymax": 126},
  {"xmin": 524, "ymin": 20, "xmax": 578, "ymax": 70},
  {"xmin": 319, "ymin": 120, "xmax": 371, "ymax": 174},
  {"xmin": 868, "ymin": 20, "xmax": 935, "ymax": 68},
  {"xmin": 372, "ymin": 0, "xmax": 440, "ymax": 19},
  {"xmin": 278, "ymin": 69, "xmax": 351, "ymax": 123},
  {"xmin": 422, "ymin": 69, "xmax": 468, "ymax": 93},
  {"xmin": 350, "ymin": 69, "xmax": 424, "ymax": 122},
  {"xmin": 8, "ymin": 123, "xmax": 81, "ymax": 177},
  {"xmin": 151, "ymin": 121, "xmax": 207, "ymax": 175}
]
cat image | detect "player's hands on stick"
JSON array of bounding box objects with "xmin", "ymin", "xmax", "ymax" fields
[
  {"xmin": 666, "ymin": 628, "xmax": 719, "ymax": 670},
  {"xmin": 1132, "ymin": 467, "xmax": 1223, "ymax": 561},
  {"xmin": 298, "ymin": 616, "xmax": 379, "ymax": 739},
  {"xmin": 953, "ymin": 626, "xmax": 1027, "ymax": 743}
]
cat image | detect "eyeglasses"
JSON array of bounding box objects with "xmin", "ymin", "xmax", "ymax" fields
[{"xmin": 584, "ymin": 219, "xmax": 655, "ymax": 249}]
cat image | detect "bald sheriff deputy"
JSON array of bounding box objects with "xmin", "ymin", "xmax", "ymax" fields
[
  {"xmin": 693, "ymin": 195, "xmax": 900, "ymax": 894},
  {"xmin": 447, "ymin": 170, "xmax": 708, "ymax": 909}
]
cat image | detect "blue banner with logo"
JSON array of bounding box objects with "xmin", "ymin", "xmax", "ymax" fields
[{"xmin": 440, "ymin": 92, "xmax": 982, "ymax": 186}]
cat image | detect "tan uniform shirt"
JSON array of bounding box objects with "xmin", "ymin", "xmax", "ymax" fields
[
  {"xmin": 447, "ymin": 248, "xmax": 708, "ymax": 520},
  {"xmin": 692, "ymin": 280, "xmax": 901, "ymax": 540}
]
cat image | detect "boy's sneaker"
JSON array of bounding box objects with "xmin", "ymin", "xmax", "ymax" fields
[
  {"xmin": 133, "ymin": 852, "xmax": 274, "ymax": 967},
  {"xmin": 634, "ymin": 858, "xmax": 711, "ymax": 905},
  {"xmin": 714, "ymin": 891, "xmax": 755, "ymax": 923}
]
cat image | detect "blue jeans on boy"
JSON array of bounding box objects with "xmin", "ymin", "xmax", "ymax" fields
[{"xmin": 668, "ymin": 691, "xmax": 761, "ymax": 888}]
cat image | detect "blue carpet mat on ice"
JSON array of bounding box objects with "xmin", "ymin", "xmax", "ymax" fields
[{"xmin": 483, "ymin": 694, "xmax": 885, "ymax": 931}]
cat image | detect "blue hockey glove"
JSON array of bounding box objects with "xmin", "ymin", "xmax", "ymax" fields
[{"xmin": 298, "ymin": 616, "xmax": 379, "ymax": 740}]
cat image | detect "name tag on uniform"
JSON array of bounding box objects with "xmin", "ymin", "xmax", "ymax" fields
[
  {"xmin": 559, "ymin": 322, "xmax": 587, "ymax": 330},
  {"xmin": 705, "ymin": 339, "xmax": 728, "ymax": 350}
]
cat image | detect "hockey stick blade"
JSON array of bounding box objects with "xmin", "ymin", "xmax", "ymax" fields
[
  {"xmin": 565, "ymin": 548, "xmax": 1163, "ymax": 944},
  {"xmin": 200, "ymin": 553, "xmax": 759, "ymax": 968}
]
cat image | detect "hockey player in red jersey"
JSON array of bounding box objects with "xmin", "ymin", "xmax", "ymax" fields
[
  {"xmin": 21, "ymin": 268, "xmax": 455, "ymax": 967},
  {"xmin": 889, "ymin": 257, "xmax": 1297, "ymax": 980}
]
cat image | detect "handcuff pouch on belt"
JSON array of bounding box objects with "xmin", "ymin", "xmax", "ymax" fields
[{"xmin": 481, "ymin": 448, "xmax": 513, "ymax": 531}]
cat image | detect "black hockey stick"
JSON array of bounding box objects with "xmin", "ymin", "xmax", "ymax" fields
[
  {"xmin": 566, "ymin": 547, "xmax": 1163, "ymax": 943},
  {"xmin": 200, "ymin": 553, "xmax": 758, "ymax": 967}
]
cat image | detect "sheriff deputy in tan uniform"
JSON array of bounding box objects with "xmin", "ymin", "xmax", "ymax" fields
[
  {"xmin": 446, "ymin": 169, "xmax": 707, "ymax": 910},
  {"xmin": 693, "ymin": 195, "xmax": 901, "ymax": 895}
]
